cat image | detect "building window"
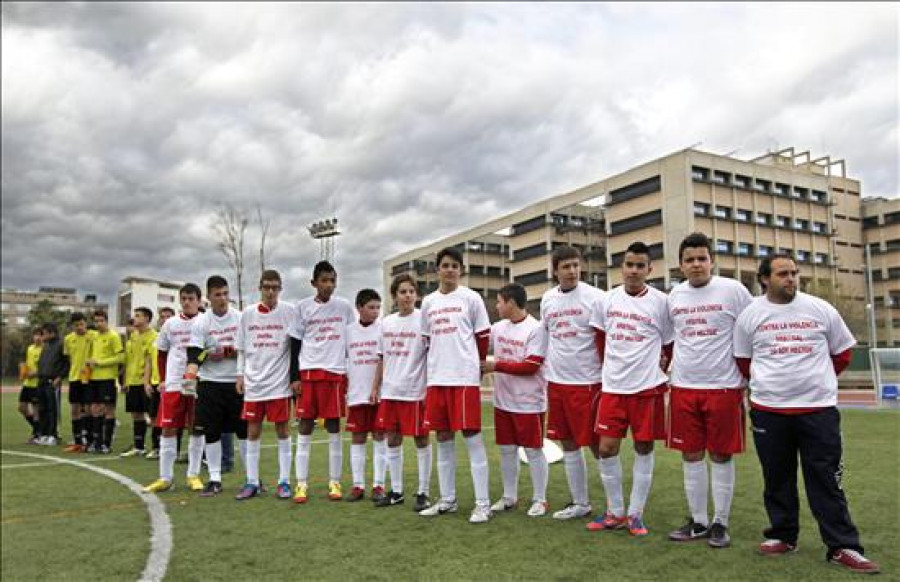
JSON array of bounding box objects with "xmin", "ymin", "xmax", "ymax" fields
[
  {"xmin": 814, "ymin": 253, "xmax": 828, "ymax": 265},
  {"xmin": 735, "ymin": 209, "xmax": 751, "ymax": 222},
  {"xmin": 16, "ymin": 316, "xmax": 26, "ymax": 325},
  {"xmin": 754, "ymin": 179, "xmax": 771, "ymax": 192},
  {"xmin": 513, "ymin": 243, "xmax": 547, "ymax": 262},
  {"xmin": 712, "ymin": 171, "xmax": 729, "ymax": 185},
  {"xmin": 886, "ymin": 239, "xmax": 900, "ymax": 252},
  {"xmin": 793, "ymin": 219, "xmax": 809, "ymax": 231},
  {"xmin": 486, "ymin": 266, "xmax": 503, "ymax": 277},
  {"xmin": 755, "ymin": 212, "xmax": 771, "ymax": 226},
  {"xmin": 774, "ymin": 215, "xmax": 789, "ymax": 228},
  {"xmin": 889, "ymin": 268, "xmax": 900, "ymax": 280},
  {"xmin": 609, "ymin": 209, "xmax": 663, "ymax": 235},
  {"xmin": 714, "ymin": 240, "xmax": 733, "ymax": 255},
  {"xmin": 714, "ymin": 206, "xmax": 731, "ymax": 219},
  {"xmin": 733, "ymin": 175, "xmax": 751, "ymax": 189},
  {"xmin": 158, "ymin": 293, "xmax": 175, "ymax": 303},
  {"xmin": 810, "ymin": 190, "xmax": 826, "ymax": 203},
  {"xmin": 775, "ymin": 183, "xmax": 791, "ymax": 196},
  {"xmin": 796, "ymin": 250, "xmax": 808, "ymax": 262},
  {"xmin": 608, "ymin": 175, "xmax": 662, "ymax": 205},
  {"xmin": 886, "ymin": 211, "xmax": 900, "ymax": 225},
  {"xmin": 737, "ymin": 243, "xmax": 753, "ymax": 256},
  {"xmin": 514, "ymin": 271, "xmax": 549, "ymax": 287},
  {"xmin": 758, "ymin": 245, "xmax": 773, "ymax": 257},
  {"xmin": 691, "ymin": 166, "xmax": 709, "ymax": 181},
  {"xmin": 812, "ymin": 222, "xmax": 827, "ymax": 234},
  {"xmin": 511, "ymin": 215, "xmax": 547, "ymax": 236},
  {"xmin": 693, "ymin": 202, "xmax": 709, "ymax": 216}
]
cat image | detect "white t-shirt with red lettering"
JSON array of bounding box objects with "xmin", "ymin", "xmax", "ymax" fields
[
  {"xmin": 591, "ymin": 285, "xmax": 673, "ymax": 394},
  {"xmin": 491, "ymin": 315, "xmax": 548, "ymax": 414},
  {"xmin": 733, "ymin": 292, "xmax": 856, "ymax": 408},
  {"xmin": 540, "ymin": 282, "xmax": 606, "ymax": 385},
  {"xmin": 380, "ymin": 309, "xmax": 427, "ymax": 401},
  {"xmin": 290, "ymin": 296, "xmax": 356, "ymax": 375},
  {"xmin": 157, "ymin": 313, "xmax": 198, "ymax": 393},
  {"xmin": 421, "ymin": 286, "xmax": 490, "ymax": 387},
  {"xmin": 237, "ymin": 302, "xmax": 296, "ymax": 402},
  {"xmin": 668, "ymin": 276, "xmax": 752, "ymax": 389},
  {"xmin": 190, "ymin": 307, "xmax": 241, "ymax": 383},
  {"xmin": 346, "ymin": 320, "xmax": 381, "ymax": 406}
]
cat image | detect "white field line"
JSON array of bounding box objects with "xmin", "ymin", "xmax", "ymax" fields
[{"xmin": 1, "ymin": 449, "xmax": 172, "ymax": 582}]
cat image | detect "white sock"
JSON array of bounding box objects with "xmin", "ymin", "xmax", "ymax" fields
[
  {"xmin": 295, "ymin": 434, "xmax": 311, "ymax": 483},
  {"xmin": 351, "ymin": 443, "xmax": 367, "ymax": 488},
  {"xmin": 437, "ymin": 440, "xmax": 456, "ymax": 502},
  {"xmin": 628, "ymin": 451, "xmax": 655, "ymax": 517},
  {"xmin": 416, "ymin": 443, "xmax": 432, "ymax": 496},
  {"xmin": 683, "ymin": 460, "xmax": 709, "ymax": 526},
  {"xmin": 599, "ymin": 455, "xmax": 624, "ymax": 517},
  {"xmin": 206, "ymin": 440, "xmax": 223, "ymax": 482},
  {"xmin": 186, "ymin": 434, "xmax": 204, "ymax": 478},
  {"xmin": 387, "ymin": 445, "xmax": 404, "ymax": 493},
  {"xmin": 277, "ymin": 438, "xmax": 292, "ymax": 483},
  {"xmin": 525, "ymin": 448, "xmax": 548, "ymax": 503},
  {"xmin": 238, "ymin": 438, "xmax": 247, "ymax": 469},
  {"xmin": 373, "ymin": 439, "xmax": 387, "ymax": 488},
  {"xmin": 328, "ymin": 432, "xmax": 342, "ymax": 482},
  {"xmin": 160, "ymin": 435, "xmax": 177, "ymax": 482},
  {"xmin": 711, "ymin": 459, "xmax": 735, "ymax": 526},
  {"xmin": 564, "ymin": 449, "xmax": 589, "ymax": 507},
  {"xmin": 499, "ymin": 444, "xmax": 520, "ymax": 501},
  {"xmin": 465, "ymin": 433, "xmax": 490, "ymax": 506},
  {"xmin": 246, "ymin": 439, "xmax": 261, "ymax": 486}
]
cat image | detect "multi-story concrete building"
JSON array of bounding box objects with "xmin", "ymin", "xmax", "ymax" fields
[
  {"xmin": 385, "ymin": 147, "xmax": 894, "ymax": 335},
  {"xmin": 0, "ymin": 287, "xmax": 107, "ymax": 330},
  {"xmin": 862, "ymin": 197, "xmax": 900, "ymax": 346},
  {"xmin": 117, "ymin": 276, "xmax": 184, "ymax": 328}
]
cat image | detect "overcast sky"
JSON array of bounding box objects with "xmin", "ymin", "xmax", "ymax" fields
[{"xmin": 2, "ymin": 2, "xmax": 898, "ymax": 315}]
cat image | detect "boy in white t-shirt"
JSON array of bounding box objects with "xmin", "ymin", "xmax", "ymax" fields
[
  {"xmin": 734, "ymin": 255, "xmax": 879, "ymax": 574},
  {"xmin": 482, "ymin": 283, "xmax": 549, "ymax": 517},
  {"xmin": 589, "ymin": 242, "xmax": 673, "ymax": 537},
  {"xmin": 344, "ymin": 289, "xmax": 388, "ymax": 502}
]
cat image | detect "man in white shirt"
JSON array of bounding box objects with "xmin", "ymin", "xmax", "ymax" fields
[
  {"xmin": 666, "ymin": 233, "xmax": 752, "ymax": 548},
  {"xmin": 734, "ymin": 255, "xmax": 879, "ymax": 574}
]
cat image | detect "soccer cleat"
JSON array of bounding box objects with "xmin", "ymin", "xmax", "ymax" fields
[
  {"xmin": 235, "ymin": 483, "xmax": 261, "ymax": 501},
  {"xmin": 63, "ymin": 443, "xmax": 84, "ymax": 453},
  {"xmin": 668, "ymin": 518, "xmax": 710, "ymax": 541},
  {"xmin": 490, "ymin": 497, "xmax": 518, "ymax": 513},
  {"xmin": 200, "ymin": 481, "xmax": 223, "ymax": 497},
  {"xmin": 276, "ymin": 481, "xmax": 292, "ymax": 499},
  {"xmin": 419, "ymin": 498, "xmax": 459, "ymax": 516},
  {"xmin": 145, "ymin": 449, "xmax": 160, "ymax": 460},
  {"xmin": 527, "ymin": 501, "xmax": 549, "ymax": 517},
  {"xmin": 26, "ymin": 436, "xmax": 40, "ymax": 445},
  {"xmin": 552, "ymin": 502, "xmax": 592, "ymax": 520},
  {"xmin": 375, "ymin": 491, "xmax": 405, "ymax": 507},
  {"xmin": 413, "ymin": 493, "xmax": 431, "ymax": 512},
  {"xmin": 186, "ymin": 476, "xmax": 204, "ymax": 491},
  {"xmin": 293, "ymin": 483, "xmax": 309, "ymax": 504},
  {"xmin": 346, "ymin": 486, "xmax": 365, "ymax": 502},
  {"xmin": 758, "ymin": 539, "xmax": 798, "ymax": 556},
  {"xmin": 829, "ymin": 549, "xmax": 880, "ymax": 574},
  {"xmin": 586, "ymin": 511, "xmax": 628, "ymax": 531},
  {"xmin": 707, "ymin": 522, "xmax": 731, "ymax": 548},
  {"xmin": 142, "ymin": 479, "xmax": 173, "ymax": 493},
  {"xmin": 370, "ymin": 485, "xmax": 386, "ymax": 504},
  {"xmin": 628, "ymin": 514, "xmax": 649, "ymax": 537},
  {"xmin": 469, "ymin": 503, "xmax": 493, "ymax": 524},
  {"xmin": 328, "ymin": 481, "xmax": 342, "ymax": 501},
  {"xmin": 120, "ymin": 448, "xmax": 146, "ymax": 458}
]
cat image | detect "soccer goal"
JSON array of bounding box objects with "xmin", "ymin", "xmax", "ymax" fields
[{"xmin": 870, "ymin": 348, "xmax": 900, "ymax": 408}]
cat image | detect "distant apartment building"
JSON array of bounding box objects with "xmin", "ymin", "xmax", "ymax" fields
[
  {"xmin": 862, "ymin": 197, "xmax": 900, "ymax": 346},
  {"xmin": 117, "ymin": 276, "xmax": 184, "ymax": 328},
  {"xmin": 0, "ymin": 287, "xmax": 107, "ymax": 330},
  {"xmin": 385, "ymin": 147, "xmax": 894, "ymax": 337}
]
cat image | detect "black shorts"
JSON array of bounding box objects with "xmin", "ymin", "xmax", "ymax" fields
[
  {"xmin": 125, "ymin": 385, "xmax": 150, "ymax": 413},
  {"xmin": 19, "ymin": 387, "xmax": 39, "ymax": 404},
  {"xmin": 68, "ymin": 380, "xmax": 91, "ymax": 405},
  {"xmin": 89, "ymin": 380, "xmax": 117, "ymax": 405},
  {"xmin": 194, "ymin": 381, "xmax": 245, "ymax": 438}
]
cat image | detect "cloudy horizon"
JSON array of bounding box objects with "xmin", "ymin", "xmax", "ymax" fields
[{"xmin": 2, "ymin": 2, "xmax": 897, "ymax": 318}]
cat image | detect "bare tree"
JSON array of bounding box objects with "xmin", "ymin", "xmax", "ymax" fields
[
  {"xmin": 256, "ymin": 203, "xmax": 271, "ymax": 279},
  {"xmin": 213, "ymin": 204, "xmax": 249, "ymax": 309}
]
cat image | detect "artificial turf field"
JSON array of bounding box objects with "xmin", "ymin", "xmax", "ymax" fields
[{"xmin": 1, "ymin": 392, "xmax": 897, "ymax": 581}]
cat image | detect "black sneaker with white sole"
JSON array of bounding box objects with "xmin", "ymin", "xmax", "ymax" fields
[
  {"xmin": 200, "ymin": 481, "xmax": 223, "ymax": 497},
  {"xmin": 413, "ymin": 493, "xmax": 431, "ymax": 512},
  {"xmin": 707, "ymin": 522, "xmax": 731, "ymax": 548},
  {"xmin": 668, "ymin": 518, "xmax": 710, "ymax": 542},
  {"xmin": 374, "ymin": 491, "xmax": 405, "ymax": 507}
]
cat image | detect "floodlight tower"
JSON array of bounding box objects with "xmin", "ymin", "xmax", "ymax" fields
[{"xmin": 308, "ymin": 217, "xmax": 341, "ymax": 261}]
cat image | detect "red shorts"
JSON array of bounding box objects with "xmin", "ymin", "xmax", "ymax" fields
[
  {"xmin": 494, "ymin": 408, "xmax": 544, "ymax": 449},
  {"xmin": 378, "ymin": 399, "xmax": 427, "ymax": 437},
  {"xmin": 666, "ymin": 388, "xmax": 746, "ymax": 454},
  {"xmin": 345, "ymin": 403, "xmax": 381, "ymax": 433},
  {"xmin": 296, "ymin": 380, "xmax": 346, "ymax": 420},
  {"xmin": 422, "ymin": 386, "xmax": 482, "ymax": 432},
  {"xmin": 595, "ymin": 385, "xmax": 667, "ymax": 441},
  {"xmin": 546, "ymin": 383, "xmax": 602, "ymax": 447},
  {"xmin": 156, "ymin": 391, "xmax": 196, "ymax": 429},
  {"xmin": 242, "ymin": 397, "xmax": 291, "ymax": 423}
]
